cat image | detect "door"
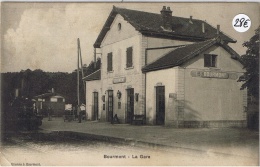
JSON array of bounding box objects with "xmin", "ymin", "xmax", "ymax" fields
[
  {"xmin": 126, "ymin": 88, "xmax": 134, "ymax": 123},
  {"xmin": 156, "ymin": 86, "xmax": 165, "ymax": 125},
  {"xmin": 107, "ymin": 90, "xmax": 113, "ymax": 122},
  {"xmin": 93, "ymin": 92, "xmax": 98, "ymax": 120}
]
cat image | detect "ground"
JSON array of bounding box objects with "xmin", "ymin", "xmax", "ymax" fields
[{"xmin": 1, "ymin": 117, "xmax": 259, "ymax": 166}]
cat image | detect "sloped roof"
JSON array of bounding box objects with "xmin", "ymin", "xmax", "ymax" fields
[
  {"xmin": 94, "ymin": 6, "xmax": 236, "ymax": 48},
  {"xmin": 142, "ymin": 38, "xmax": 241, "ymax": 72},
  {"xmin": 34, "ymin": 93, "xmax": 64, "ymax": 99},
  {"xmin": 82, "ymin": 69, "xmax": 101, "ymax": 81}
]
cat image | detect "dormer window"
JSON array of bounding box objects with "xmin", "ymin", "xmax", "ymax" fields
[
  {"xmin": 118, "ymin": 23, "xmax": 121, "ymax": 31},
  {"xmin": 204, "ymin": 54, "xmax": 217, "ymax": 67}
]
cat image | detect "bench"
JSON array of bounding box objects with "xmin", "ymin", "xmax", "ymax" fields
[{"xmin": 132, "ymin": 115, "xmax": 145, "ymax": 125}]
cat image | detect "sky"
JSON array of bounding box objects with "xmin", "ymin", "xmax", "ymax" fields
[{"xmin": 1, "ymin": 2, "xmax": 259, "ymax": 73}]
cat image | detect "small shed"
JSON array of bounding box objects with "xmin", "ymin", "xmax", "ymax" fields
[{"xmin": 34, "ymin": 92, "xmax": 65, "ymax": 116}]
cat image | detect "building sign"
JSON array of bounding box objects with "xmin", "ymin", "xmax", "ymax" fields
[
  {"xmin": 113, "ymin": 77, "xmax": 126, "ymax": 84},
  {"xmin": 169, "ymin": 93, "xmax": 177, "ymax": 99},
  {"xmin": 191, "ymin": 70, "xmax": 238, "ymax": 80}
]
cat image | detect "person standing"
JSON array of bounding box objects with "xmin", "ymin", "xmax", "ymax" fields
[
  {"xmin": 77, "ymin": 105, "xmax": 81, "ymax": 123},
  {"xmin": 48, "ymin": 107, "xmax": 51, "ymax": 121},
  {"xmin": 71, "ymin": 106, "xmax": 75, "ymax": 120},
  {"xmin": 48, "ymin": 107, "xmax": 53, "ymax": 121}
]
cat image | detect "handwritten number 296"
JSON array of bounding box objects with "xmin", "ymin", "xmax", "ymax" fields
[{"xmin": 234, "ymin": 18, "xmax": 250, "ymax": 28}]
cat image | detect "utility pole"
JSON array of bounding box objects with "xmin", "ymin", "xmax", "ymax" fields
[
  {"xmin": 77, "ymin": 38, "xmax": 80, "ymax": 106},
  {"xmin": 77, "ymin": 38, "xmax": 86, "ymax": 106},
  {"xmin": 79, "ymin": 40, "xmax": 86, "ymax": 96}
]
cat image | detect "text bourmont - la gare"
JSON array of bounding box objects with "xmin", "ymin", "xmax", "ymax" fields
[{"xmin": 104, "ymin": 154, "xmax": 150, "ymax": 159}]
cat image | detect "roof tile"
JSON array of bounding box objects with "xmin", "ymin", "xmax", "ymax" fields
[
  {"xmin": 83, "ymin": 69, "xmax": 101, "ymax": 81},
  {"xmin": 94, "ymin": 6, "xmax": 235, "ymax": 48},
  {"xmin": 142, "ymin": 39, "xmax": 217, "ymax": 72}
]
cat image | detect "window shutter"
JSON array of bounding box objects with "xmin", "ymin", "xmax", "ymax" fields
[
  {"xmin": 212, "ymin": 55, "xmax": 217, "ymax": 67},
  {"xmin": 126, "ymin": 47, "xmax": 133, "ymax": 68},
  {"xmin": 204, "ymin": 54, "xmax": 211, "ymax": 67},
  {"xmin": 107, "ymin": 53, "xmax": 113, "ymax": 71}
]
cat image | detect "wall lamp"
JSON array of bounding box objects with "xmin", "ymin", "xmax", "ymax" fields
[
  {"xmin": 117, "ymin": 90, "xmax": 122, "ymax": 99},
  {"xmin": 135, "ymin": 93, "xmax": 139, "ymax": 102},
  {"xmin": 102, "ymin": 95, "xmax": 105, "ymax": 102}
]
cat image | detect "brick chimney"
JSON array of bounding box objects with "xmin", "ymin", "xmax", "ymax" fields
[
  {"xmin": 202, "ymin": 22, "xmax": 205, "ymax": 33},
  {"xmin": 161, "ymin": 6, "xmax": 172, "ymax": 31},
  {"xmin": 217, "ymin": 25, "xmax": 220, "ymax": 34},
  {"xmin": 189, "ymin": 16, "xmax": 193, "ymax": 24}
]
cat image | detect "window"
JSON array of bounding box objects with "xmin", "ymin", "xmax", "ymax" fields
[
  {"xmin": 118, "ymin": 23, "xmax": 121, "ymax": 31},
  {"xmin": 126, "ymin": 47, "xmax": 133, "ymax": 68},
  {"xmin": 107, "ymin": 52, "xmax": 113, "ymax": 72},
  {"xmin": 57, "ymin": 98, "xmax": 63, "ymax": 103},
  {"xmin": 204, "ymin": 54, "xmax": 217, "ymax": 67},
  {"xmin": 126, "ymin": 88, "xmax": 134, "ymax": 123}
]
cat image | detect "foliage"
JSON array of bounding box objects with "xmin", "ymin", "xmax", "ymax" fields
[
  {"xmin": 1, "ymin": 57, "xmax": 102, "ymax": 110},
  {"xmin": 2, "ymin": 69, "xmax": 85, "ymax": 109},
  {"xmin": 85, "ymin": 58, "xmax": 101, "ymax": 76},
  {"xmin": 238, "ymin": 26, "xmax": 259, "ymax": 99}
]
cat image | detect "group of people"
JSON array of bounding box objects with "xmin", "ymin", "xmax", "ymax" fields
[{"xmin": 47, "ymin": 105, "xmax": 121, "ymax": 124}]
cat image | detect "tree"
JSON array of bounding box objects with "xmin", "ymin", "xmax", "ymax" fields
[
  {"xmin": 238, "ymin": 26, "xmax": 259, "ymax": 99},
  {"xmin": 1, "ymin": 69, "xmax": 86, "ymax": 106}
]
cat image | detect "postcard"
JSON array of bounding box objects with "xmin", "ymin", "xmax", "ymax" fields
[{"xmin": 1, "ymin": 2, "xmax": 259, "ymax": 166}]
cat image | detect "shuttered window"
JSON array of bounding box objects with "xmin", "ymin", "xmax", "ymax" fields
[
  {"xmin": 204, "ymin": 54, "xmax": 217, "ymax": 67},
  {"xmin": 107, "ymin": 52, "xmax": 113, "ymax": 72},
  {"xmin": 126, "ymin": 47, "xmax": 133, "ymax": 68}
]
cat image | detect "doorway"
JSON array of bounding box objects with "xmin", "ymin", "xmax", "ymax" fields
[
  {"xmin": 93, "ymin": 92, "xmax": 98, "ymax": 120},
  {"xmin": 107, "ymin": 90, "xmax": 113, "ymax": 122},
  {"xmin": 126, "ymin": 88, "xmax": 134, "ymax": 124},
  {"xmin": 156, "ymin": 86, "xmax": 165, "ymax": 125}
]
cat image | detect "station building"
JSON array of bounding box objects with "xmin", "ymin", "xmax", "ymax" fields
[{"xmin": 84, "ymin": 6, "xmax": 247, "ymax": 127}]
